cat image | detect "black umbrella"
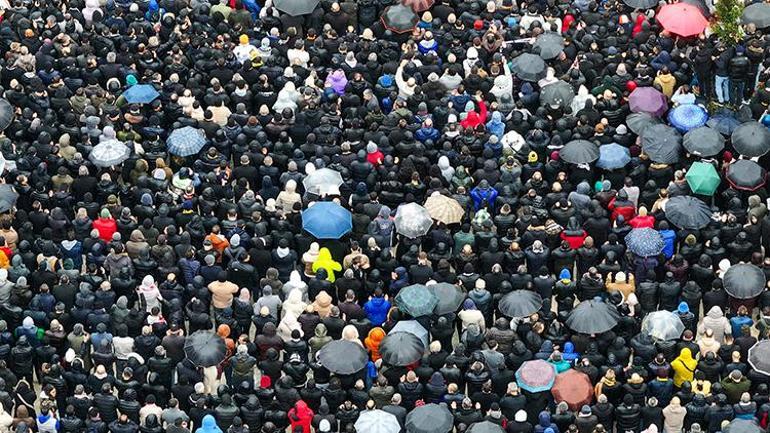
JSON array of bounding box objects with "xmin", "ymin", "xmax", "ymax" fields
[
  {"xmin": 533, "ymin": 32, "xmax": 564, "ymax": 60},
  {"xmin": 683, "ymin": 0, "xmax": 710, "ymax": 17},
  {"xmin": 626, "ymin": 112, "xmax": 661, "ymax": 135},
  {"xmin": 723, "ymin": 264, "xmax": 766, "ymax": 300},
  {"xmin": 623, "ymin": 0, "xmax": 658, "ymax": 8},
  {"xmin": 510, "ymin": 53, "xmax": 546, "ymax": 82},
  {"xmin": 641, "ymin": 124, "xmax": 683, "ymax": 163},
  {"xmin": 466, "ymin": 422, "xmax": 506, "ymax": 433},
  {"xmin": 664, "ymin": 196, "xmax": 713, "ymax": 229},
  {"xmin": 749, "ymin": 340, "xmax": 770, "ymax": 375},
  {"xmin": 380, "ymin": 4, "xmax": 419, "ymax": 34},
  {"xmin": 318, "ymin": 340, "xmax": 369, "ymax": 374},
  {"xmin": 732, "ymin": 122, "xmax": 770, "ymax": 157},
  {"xmin": 380, "ymin": 332, "xmax": 424, "ymax": 366},
  {"xmin": 0, "ymin": 185, "xmax": 19, "ymax": 213},
  {"xmin": 683, "ymin": 127, "xmax": 725, "ymax": 157},
  {"xmin": 559, "ymin": 140, "xmax": 600, "ymax": 164},
  {"xmin": 499, "ymin": 290, "xmax": 543, "ymax": 318},
  {"xmin": 428, "ymin": 283, "xmax": 466, "ymax": 315},
  {"xmin": 540, "ymin": 81, "xmax": 575, "ymax": 108},
  {"xmin": 0, "ymin": 99, "xmax": 13, "ymax": 132},
  {"xmin": 184, "ymin": 331, "xmax": 227, "ymax": 367},
  {"xmin": 726, "ymin": 159, "xmax": 767, "ymax": 191},
  {"xmin": 273, "ymin": 0, "xmax": 320, "ymax": 16},
  {"xmin": 566, "ymin": 300, "xmax": 620, "ymax": 334},
  {"xmin": 406, "ymin": 404, "xmax": 453, "ymax": 433},
  {"xmin": 742, "ymin": 2, "xmax": 770, "ymax": 28}
]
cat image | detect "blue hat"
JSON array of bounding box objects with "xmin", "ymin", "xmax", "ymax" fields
[
  {"xmin": 559, "ymin": 269, "xmax": 571, "ymax": 281},
  {"xmin": 463, "ymin": 299, "xmax": 477, "ymax": 310},
  {"xmin": 379, "ymin": 75, "xmax": 394, "ymax": 87},
  {"xmin": 182, "ymin": 200, "xmax": 193, "ymax": 210},
  {"xmin": 677, "ymin": 302, "xmax": 689, "ymax": 314}
]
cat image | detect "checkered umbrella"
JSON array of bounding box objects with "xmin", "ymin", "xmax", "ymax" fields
[
  {"xmin": 167, "ymin": 126, "xmax": 207, "ymax": 157},
  {"xmin": 395, "ymin": 284, "xmax": 438, "ymax": 317},
  {"xmin": 89, "ymin": 139, "xmax": 131, "ymax": 167}
]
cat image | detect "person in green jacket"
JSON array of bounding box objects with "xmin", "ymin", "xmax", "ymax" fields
[{"xmin": 721, "ymin": 370, "xmax": 751, "ymax": 404}]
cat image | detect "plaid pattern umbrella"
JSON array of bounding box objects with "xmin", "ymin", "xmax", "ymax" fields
[
  {"xmin": 625, "ymin": 228, "xmax": 664, "ymax": 257},
  {"xmin": 167, "ymin": 126, "xmax": 207, "ymax": 157},
  {"xmin": 395, "ymin": 203, "xmax": 433, "ymax": 238},
  {"xmin": 395, "ymin": 284, "xmax": 438, "ymax": 317},
  {"xmin": 122, "ymin": 84, "xmax": 160, "ymax": 104},
  {"xmin": 381, "ymin": 4, "xmax": 419, "ymax": 34},
  {"xmin": 516, "ymin": 360, "xmax": 557, "ymax": 392},
  {"xmin": 685, "ymin": 161, "xmax": 721, "ymax": 196},
  {"xmin": 641, "ymin": 311, "xmax": 685, "ymax": 341},
  {"xmin": 424, "ymin": 193, "xmax": 464, "ymax": 225},
  {"xmin": 89, "ymin": 139, "xmax": 131, "ymax": 167},
  {"xmin": 629, "ymin": 87, "xmax": 668, "ymax": 117},
  {"xmin": 551, "ymin": 370, "xmax": 593, "ymax": 410},
  {"xmin": 668, "ymin": 104, "xmax": 708, "ymax": 132}
]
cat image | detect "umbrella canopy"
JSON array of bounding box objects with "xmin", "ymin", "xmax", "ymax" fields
[
  {"xmin": 395, "ymin": 203, "xmax": 433, "ymax": 238},
  {"xmin": 749, "ymin": 340, "xmax": 770, "ymax": 376},
  {"xmin": 683, "ymin": 0, "xmax": 710, "ymax": 16},
  {"xmin": 551, "ymin": 370, "xmax": 594, "ymax": 410},
  {"xmin": 402, "ymin": 0, "xmax": 434, "ymax": 12},
  {"xmin": 625, "ymin": 228, "xmax": 665, "ymax": 257},
  {"xmin": 533, "ymin": 32, "xmax": 565, "ymax": 60},
  {"xmin": 303, "ymin": 168, "xmax": 344, "ymax": 195},
  {"xmin": 122, "ymin": 84, "xmax": 160, "ymax": 104},
  {"xmin": 502, "ymin": 130, "xmax": 527, "ymax": 151},
  {"xmin": 566, "ymin": 299, "xmax": 620, "ymax": 334},
  {"xmin": 641, "ymin": 310, "xmax": 686, "ymax": 341},
  {"xmin": 516, "ymin": 360, "xmax": 557, "ymax": 392},
  {"xmin": 301, "ymin": 202, "xmax": 352, "ymax": 239},
  {"xmin": 683, "ymin": 127, "xmax": 725, "ymax": 156},
  {"xmin": 355, "ymin": 410, "xmax": 401, "ymax": 433},
  {"xmin": 707, "ymin": 111, "xmax": 742, "ymax": 135},
  {"xmin": 724, "ymin": 419, "xmax": 764, "ymax": 433},
  {"xmin": 623, "ymin": 0, "xmax": 658, "ymax": 8},
  {"xmin": 167, "ymin": 126, "xmax": 207, "ymax": 157},
  {"xmin": 89, "ymin": 139, "xmax": 131, "ymax": 168},
  {"xmin": 428, "ymin": 283, "xmax": 466, "ymax": 315},
  {"xmin": 381, "ymin": 4, "xmax": 419, "ymax": 34},
  {"xmin": 0, "ymin": 184, "xmax": 19, "ymax": 213},
  {"xmin": 273, "ymin": 0, "xmax": 320, "ymax": 15},
  {"xmin": 664, "ymin": 196, "xmax": 713, "ymax": 229},
  {"xmin": 668, "ymin": 104, "xmax": 708, "ymax": 132},
  {"xmin": 424, "ymin": 193, "xmax": 464, "ymax": 225},
  {"xmin": 395, "ymin": 284, "xmax": 438, "ymax": 317},
  {"xmin": 467, "ymin": 422, "xmax": 506, "ymax": 433},
  {"xmin": 726, "ymin": 159, "xmax": 767, "ymax": 191},
  {"xmin": 540, "ymin": 81, "xmax": 575, "ymax": 108},
  {"xmin": 317, "ymin": 340, "xmax": 369, "ymax": 374},
  {"xmin": 641, "ymin": 124, "xmax": 682, "ymax": 164},
  {"xmin": 686, "ymin": 161, "xmax": 722, "ymax": 196},
  {"xmin": 629, "ymin": 87, "xmax": 668, "ymax": 117},
  {"xmin": 732, "ymin": 122, "xmax": 770, "ymax": 157},
  {"xmin": 597, "ymin": 144, "xmax": 631, "ymax": 170},
  {"xmin": 626, "ymin": 112, "xmax": 661, "ymax": 135},
  {"xmin": 380, "ymin": 332, "xmax": 424, "ymax": 366},
  {"xmin": 499, "ymin": 290, "xmax": 543, "ymax": 318},
  {"xmin": 184, "ymin": 331, "xmax": 227, "ymax": 367},
  {"xmin": 406, "ymin": 404, "xmax": 453, "ymax": 433},
  {"xmin": 390, "ymin": 320, "xmax": 429, "ymax": 348},
  {"xmin": 723, "ymin": 264, "xmax": 766, "ymax": 300},
  {"xmin": 742, "ymin": 2, "xmax": 770, "ymax": 28},
  {"xmin": 510, "ymin": 53, "xmax": 547, "ymax": 82},
  {"xmin": 0, "ymin": 99, "xmax": 14, "ymax": 131},
  {"xmin": 559, "ymin": 140, "xmax": 600, "ymax": 164},
  {"xmin": 657, "ymin": 3, "xmax": 709, "ymax": 36}
]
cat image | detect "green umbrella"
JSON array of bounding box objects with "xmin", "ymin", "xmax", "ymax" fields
[
  {"xmin": 395, "ymin": 284, "xmax": 438, "ymax": 317},
  {"xmin": 685, "ymin": 161, "xmax": 721, "ymax": 196}
]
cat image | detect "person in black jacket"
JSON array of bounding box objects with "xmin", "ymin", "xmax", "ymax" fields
[{"xmin": 729, "ymin": 46, "xmax": 751, "ymax": 106}]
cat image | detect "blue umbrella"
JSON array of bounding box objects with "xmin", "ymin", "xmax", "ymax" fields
[
  {"xmin": 625, "ymin": 228, "xmax": 664, "ymax": 257},
  {"xmin": 122, "ymin": 84, "xmax": 160, "ymax": 104},
  {"xmin": 668, "ymin": 104, "xmax": 708, "ymax": 132},
  {"xmin": 167, "ymin": 126, "xmax": 207, "ymax": 157},
  {"xmin": 597, "ymin": 143, "xmax": 631, "ymax": 170},
  {"xmin": 301, "ymin": 202, "xmax": 352, "ymax": 239}
]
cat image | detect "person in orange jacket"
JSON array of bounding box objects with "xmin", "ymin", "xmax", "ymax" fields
[{"xmin": 365, "ymin": 327, "xmax": 386, "ymax": 362}]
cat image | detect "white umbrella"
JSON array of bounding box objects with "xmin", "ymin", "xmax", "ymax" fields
[
  {"xmin": 394, "ymin": 203, "xmax": 433, "ymax": 238},
  {"xmin": 355, "ymin": 410, "xmax": 401, "ymax": 433},
  {"xmin": 89, "ymin": 139, "xmax": 131, "ymax": 167},
  {"xmin": 641, "ymin": 310, "xmax": 685, "ymax": 341},
  {"xmin": 302, "ymin": 168, "xmax": 343, "ymax": 195}
]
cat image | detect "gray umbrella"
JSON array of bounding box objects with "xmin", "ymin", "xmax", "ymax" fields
[
  {"xmin": 89, "ymin": 139, "xmax": 131, "ymax": 167},
  {"xmin": 318, "ymin": 340, "xmax": 369, "ymax": 374},
  {"xmin": 510, "ymin": 53, "xmax": 546, "ymax": 82},
  {"xmin": 560, "ymin": 140, "xmax": 600, "ymax": 164},
  {"xmin": 623, "ymin": 0, "xmax": 658, "ymax": 8},
  {"xmin": 0, "ymin": 184, "xmax": 19, "ymax": 213},
  {"xmin": 723, "ymin": 264, "xmax": 766, "ymax": 299},
  {"xmin": 428, "ymin": 283, "xmax": 466, "ymax": 315},
  {"xmin": 540, "ymin": 81, "xmax": 575, "ymax": 108},
  {"xmin": 303, "ymin": 168, "xmax": 343, "ymax": 195},
  {"xmin": 406, "ymin": 404, "xmax": 453, "ymax": 433},
  {"xmin": 742, "ymin": 2, "xmax": 770, "ymax": 28},
  {"xmin": 390, "ymin": 320, "xmax": 429, "ymax": 348},
  {"xmin": 626, "ymin": 112, "xmax": 661, "ymax": 135},
  {"xmin": 380, "ymin": 332, "xmax": 424, "ymax": 366},
  {"xmin": 184, "ymin": 331, "xmax": 227, "ymax": 367},
  {"xmin": 732, "ymin": 122, "xmax": 770, "ymax": 157},
  {"xmin": 533, "ymin": 32, "xmax": 564, "ymax": 59},
  {"xmin": 499, "ymin": 290, "xmax": 543, "ymax": 318},
  {"xmin": 566, "ymin": 300, "xmax": 620, "ymax": 334},
  {"xmin": 0, "ymin": 99, "xmax": 14, "ymax": 132},
  {"xmin": 273, "ymin": 0, "xmax": 320, "ymax": 16},
  {"xmin": 683, "ymin": 127, "xmax": 725, "ymax": 156},
  {"xmin": 641, "ymin": 124, "xmax": 682, "ymax": 163}
]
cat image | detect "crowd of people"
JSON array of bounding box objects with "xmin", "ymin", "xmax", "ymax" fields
[{"xmin": 1, "ymin": 1, "xmax": 770, "ymax": 433}]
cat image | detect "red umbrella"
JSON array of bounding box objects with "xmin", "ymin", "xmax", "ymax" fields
[
  {"xmin": 551, "ymin": 369, "xmax": 594, "ymax": 410},
  {"xmin": 403, "ymin": 0, "xmax": 434, "ymax": 12},
  {"xmin": 656, "ymin": 3, "xmax": 708, "ymax": 37}
]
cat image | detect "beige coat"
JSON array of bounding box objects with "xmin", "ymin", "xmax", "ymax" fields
[
  {"xmin": 662, "ymin": 398, "xmax": 687, "ymax": 433},
  {"xmin": 208, "ymin": 280, "xmax": 239, "ymax": 309}
]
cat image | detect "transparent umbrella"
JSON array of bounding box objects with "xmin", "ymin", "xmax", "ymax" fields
[
  {"xmin": 395, "ymin": 203, "xmax": 433, "ymax": 238},
  {"xmin": 355, "ymin": 410, "xmax": 401, "ymax": 433},
  {"xmin": 303, "ymin": 168, "xmax": 344, "ymax": 195},
  {"xmin": 641, "ymin": 310, "xmax": 685, "ymax": 341}
]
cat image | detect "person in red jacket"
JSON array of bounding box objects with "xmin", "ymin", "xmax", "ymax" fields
[
  {"xmin": 460, "ymin": 95, "xmax": 488, "ymax": 129},
  {"xmin": 92, "ymin": 208, "xmax": 117, "ymax": 242},
  {"xmin": 607, "ymin": 190, "xmax": 635, "ymax": 222},
  {"xmin": 288, "ymin": 400, "xmax": 314, "ymax": 433},
  {"xmin": 628, "ymin": 206, "xmax": 655, "ymax": 229}
]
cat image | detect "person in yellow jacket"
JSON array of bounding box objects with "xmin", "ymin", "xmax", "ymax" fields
[
  {"xmin": 311, "ymin": 247, "xmax": 342, "ymax": 282},
  {"xmin": 671, "ymin": 347, "xmax": 697, "ymax": 387}
]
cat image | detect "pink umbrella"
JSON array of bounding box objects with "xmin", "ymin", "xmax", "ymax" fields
[
  {"xmin": 656, "ymin": 3, "xmax": 709, "ymax": 37},
  {"xmin": 629, "ymin": 87, "xmax": 669, "ymax": 117}
]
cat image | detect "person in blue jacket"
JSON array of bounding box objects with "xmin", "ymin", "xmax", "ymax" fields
[
  {"xmin": 196, "ymin": 415, "xmax": 223, "ymax": 433},
  {"xmin": 470, "ymin": 180, "xmax": 499, "ymax": 211},
  {"xmin": 658, "ymin": 221, "xmax": 676, "ymax": 259},
  {"xmin": 364, "ymin": 288, "xmax": 391, "ymax": 326}
]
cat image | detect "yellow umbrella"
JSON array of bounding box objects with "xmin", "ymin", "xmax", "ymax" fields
[{"xmin": 424, "ymin": 192, "xmax": 464, "ymax": 225}]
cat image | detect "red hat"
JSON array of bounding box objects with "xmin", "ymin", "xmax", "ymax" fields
[
  {"xmin": 723, "ymin": 150, "xmax": 733, "ymax": 162},
  {"xmin": 626, "ymin": 80, "xmax": 638, "ymax": 92},
  {"xmin": 260, "ymin": 375, "xmax": 272, "ymax": 388},
  {"xmin": 550, "ymin": 150, "xmax": 560, "ymax": 161},
  {"xmin": 474, "ymin": 20, "xmax": 484, "ymax": 30}
]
